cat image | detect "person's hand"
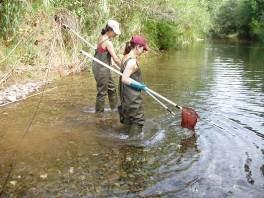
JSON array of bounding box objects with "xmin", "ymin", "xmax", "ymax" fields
[{"xmin": 129, "ymin": 80, "xmax": 146, "ymax": 91}]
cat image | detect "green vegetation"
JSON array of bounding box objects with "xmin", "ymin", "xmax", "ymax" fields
[
  {"xmin": 210, "ymin": 0, "xmax": 264, "ymax": 41},
  {"xmin": 1, "ymin": 0, "xmax": 264, "ymax": 48},
  {"xmin": 0, "ymin": 0, "xmax": 25, "ymax": 41},
  {"xmin": 0, "ymin": 0, "xmax": 263, "ymax": 85},
  {"xmin": 0, "ymin": 0, "xmax": 213, "ymax": 51}
]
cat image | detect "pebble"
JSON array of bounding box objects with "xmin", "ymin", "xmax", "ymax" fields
[
  {"xmin": 10, "ymin": 181, "xmax": 17, "ymax": 185},
  {"xmin": 69, "ymin": 167, "xmax": 74, "ymax": 174},
  {"xmin": 40, "ymin": 173, "xmax": 48, "ymax": 179}
]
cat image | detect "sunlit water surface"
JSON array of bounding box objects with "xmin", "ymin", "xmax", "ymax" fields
[{"xmin": 0, "ymin": 41, "xmax": 263, "ymax": 197}]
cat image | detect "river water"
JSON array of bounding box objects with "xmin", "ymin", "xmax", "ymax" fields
[{"xmin": 0, "ymin": 41, "xmax": 263, "ymax": 197}]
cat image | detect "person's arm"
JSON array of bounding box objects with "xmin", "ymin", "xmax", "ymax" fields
[
  {"xmin": 122, "ymin": 59, "xmax": 146, "ymax": 91},
  {"xmin": 106, "ymin": 41, "xmax": 121, "ymax": 67}
]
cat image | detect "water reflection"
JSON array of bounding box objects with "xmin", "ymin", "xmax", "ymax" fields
[
  {"xmin": 178, "ymin": 134, "xmax": 198, "ymax": 153},
  {"xmin": 0, "ymin": 41, "xmax": 264, "ymax": 197}
]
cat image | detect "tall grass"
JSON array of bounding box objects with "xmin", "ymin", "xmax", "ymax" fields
[
  {"xmin": 52, "ymin": 0, "xmax": 212, "ymax": 50},
  {"xmin": 0, "ymin": 0, "xmax": 25, "ymax": 41},
  {"xmin": 0, "ymin": 0, "xmax": 217, "ymax": 82}
]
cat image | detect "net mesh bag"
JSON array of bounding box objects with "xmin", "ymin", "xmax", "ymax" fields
[{"xmin": 181, "ymin": 107, "xmax": 199, "ymax": 131}]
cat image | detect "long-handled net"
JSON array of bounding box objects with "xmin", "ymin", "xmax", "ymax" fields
[
  {"xmin": 54, "ymin": 11, "xmax": 199, "ymax": 131},
  {"xmin": 147, "ymin": 92, "xmax": 199, "ymax": 131},
  {"xmin": 145, "ymin": 88, "xmax": 199, "ymax": 131},
  {"xmin": 80, "ymin": 50, "xmax": 199, "ymax": 131}
]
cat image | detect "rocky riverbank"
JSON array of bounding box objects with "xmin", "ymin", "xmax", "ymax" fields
[{"xmin": 0, "ymin": 81, "xmax": 51, "ymax": 106}]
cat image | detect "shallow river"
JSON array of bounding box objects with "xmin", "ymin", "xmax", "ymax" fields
[{"xmin": 0, "ymin": 41, "xmax": 263, "ymax": 197}]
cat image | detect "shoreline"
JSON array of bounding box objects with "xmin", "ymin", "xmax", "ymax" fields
[{"xmin": 0, "ymin": 81, "xmax": 52, "ymax": 107}]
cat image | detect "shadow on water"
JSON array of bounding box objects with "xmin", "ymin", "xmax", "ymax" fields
[{"xmin": 0, "ymin": 41, "xmax": 264, "ymax": 197}]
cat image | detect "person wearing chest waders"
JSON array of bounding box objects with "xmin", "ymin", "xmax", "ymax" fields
[
  {"xmin": 92, "ymin": 19, "xmax": 122, "ymax": 112},
  {"xmin": 119, "ymin": 35, "xmax": 148, "ymax": 136}
]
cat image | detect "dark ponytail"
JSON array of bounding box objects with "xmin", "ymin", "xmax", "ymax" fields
[
  {"xmin": 123, "ymin": 41, "xmax": 136, "ymax": 55},
  {"xmin": 101, "ymin": 25, "xmax": 113, "ymax": 35}
]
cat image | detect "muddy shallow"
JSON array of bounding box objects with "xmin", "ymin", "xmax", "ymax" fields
[{"xmin": 0, "ymin": 41, "xmax": 263, "ymax": 197}]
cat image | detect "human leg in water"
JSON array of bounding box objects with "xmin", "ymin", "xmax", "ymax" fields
[
  {"xmin": 107, "ymin": 75, "xmax": 118, "ymax": 111},
  {"xmin": 108, "ymin": 90, "xmax": 118, "ymax": 110},
  {"xmin": 95, "ymin": 98, "xmax": 105, "ymax": 112},
  {"xmin": 123, "ymin": 123, "xmax": 143, "ymax": 138},
  {"xmin": 95, "ymin": 76, "xmax": 109, "ymax": 112}
]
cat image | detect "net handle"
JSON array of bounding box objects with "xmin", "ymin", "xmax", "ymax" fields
[
  {"xmin": 62, "ymin": 23, "xmax": 96, "ymax": 50},
  {"xmin": 81, "ymin": 50, "xmax": 181, "ymax": 109},
  {"xmin": 81, "ymin": 50, "xmax": 198, "ymax": 130},
  {"xmin": 81, "ymin": 50, "xmax": 185, "ymax": 111},
  {"xmin": 62, "ymin": 24, "xmax": 122, "ymax": 70},
  {"xmin": 80, "ymin": 50, "xmax": 176, "ymax": 115},
  {"xmin": 145, "ymin": 90, "xmax": 175, "ymax": 116},
  {"xmin": 145, "ymin": 87, "xmax": 182, "ymax": 110}
]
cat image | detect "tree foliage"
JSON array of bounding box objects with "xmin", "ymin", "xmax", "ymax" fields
[
  {"xmin": 1, "ymin": 0, "xmax": 264, "ymax": 50},
  {"xmin": 210, "ymin": 0, "xmax": 264, "ymax": 41}
]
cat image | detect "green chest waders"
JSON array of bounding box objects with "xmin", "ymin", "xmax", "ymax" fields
[
  {"xmin": 118, "ymin": 58, "xmax": 145, "ymax": 135},
  {"xmin": 92, "ymin": 47, "xmax": 118, "ymax": 112}
]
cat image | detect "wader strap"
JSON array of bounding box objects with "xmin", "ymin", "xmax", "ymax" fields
[
  {"xmin": 97, "ymin": 38, "xmax": 109, "ymax": 48},
  {"xmin": 121, "ymin": 57, "xmax": 139, "ymax": 72}
]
